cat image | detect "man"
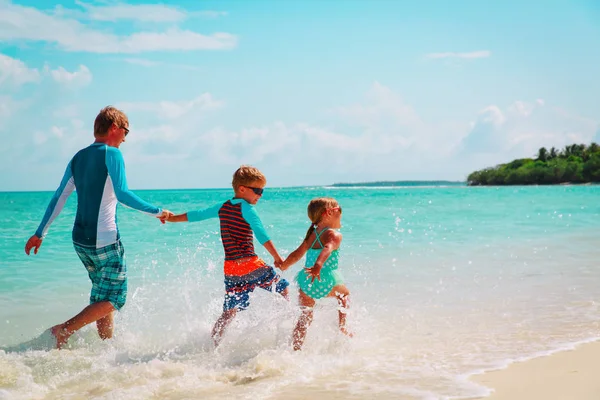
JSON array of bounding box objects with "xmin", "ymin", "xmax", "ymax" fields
[{"xmin": 24, "ymin": 105, "xmax": 172, "ymax": 349}]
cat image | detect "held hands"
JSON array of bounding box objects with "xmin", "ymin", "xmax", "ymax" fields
[
  {"xmin": 158, "ymin": 209, "xmax": 174, "ymax": 224},
  {"xmin": 25, "ymin": 235, "xmax": 43, "ymax": 255},
  {"xmin": 274, "ymin": 255, "xmax": 285, "ymax": 271}
]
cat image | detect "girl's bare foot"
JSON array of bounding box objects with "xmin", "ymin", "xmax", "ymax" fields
[{"xmin": 50, "ymin": 324, "xmax": 71, "ymax": 349}]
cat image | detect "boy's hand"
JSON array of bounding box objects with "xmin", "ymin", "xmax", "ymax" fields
[{"xmin": 158, "ymin": 209, "xmax": 173, "ymax": 224}]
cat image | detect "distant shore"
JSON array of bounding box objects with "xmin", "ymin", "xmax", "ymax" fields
[{"xmin": 330, "ymin": 180, "xmax": 466, "ymax": 187}]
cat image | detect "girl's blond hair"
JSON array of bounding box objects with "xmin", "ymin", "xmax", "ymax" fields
[{"xmin": 304, "ymin": 197, "xmax": 339, "ymax": 241}]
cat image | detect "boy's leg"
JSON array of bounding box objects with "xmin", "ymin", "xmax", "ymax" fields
[
  {"xmin": 212, "ymin": 309, "xmax": 237, "ymax": 347},
  {"xmin": 51, "ymin": 301, "xmax": 115, "ymax": 349},
  {"xmin": 292, "ymin": 289, "xmax": 315, "ymax": 351},
  {"xmin": 328, "ymin": 284, "xmax": 352, "ymax": 337},
  {"xmin": 257, "ymin": 266, "xmax": 289, "ymax": 300}
]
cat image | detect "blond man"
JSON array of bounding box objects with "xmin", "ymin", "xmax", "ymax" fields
[{"xmin": 25, "ymin": 106, "xmax": 172, "ymax": 349}]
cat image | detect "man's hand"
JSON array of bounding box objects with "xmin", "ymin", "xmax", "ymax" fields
[
  {"xmin": 25, "ymin": 235, "xmax": 43, "ymax": 255},
  {"xmin": 158, "ymin": 209, "xmax": 174, "ymax": 224}
]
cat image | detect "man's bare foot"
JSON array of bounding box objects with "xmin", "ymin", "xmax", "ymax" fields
[
  {"xmin": 340, "ymin": 327, "xmax": 354, "ymax": 338},
  {"xmin": 50, "ymin": 324, "xmax": 71, "ymax": 349}
]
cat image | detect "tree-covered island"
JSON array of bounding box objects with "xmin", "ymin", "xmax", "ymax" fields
[{"xmin": 467, "ymin": 143, "xmax": 600, "ymax": 185}]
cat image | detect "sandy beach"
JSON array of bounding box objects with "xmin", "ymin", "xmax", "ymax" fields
[{"xmin": 473, "ymin": 340, "xmax": 600, "ymax": 400}]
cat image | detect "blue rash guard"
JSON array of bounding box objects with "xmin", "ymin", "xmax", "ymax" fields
[
  {"xmin": 187, "ymin": 198, "xmax": 270, "ymax": 260},
  {"xmin": 35, "ymin": 143, "xmax": 162, "ymax": 248}
]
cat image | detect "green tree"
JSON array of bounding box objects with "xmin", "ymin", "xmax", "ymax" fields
[{"xmin": 537, "ymin": 147, "xmax": 548, "ymax": 162}]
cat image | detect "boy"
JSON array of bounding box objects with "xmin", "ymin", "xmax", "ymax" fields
[{"xmin": 163, "ymin": 165, "xmax": 289, "ymax": 346}]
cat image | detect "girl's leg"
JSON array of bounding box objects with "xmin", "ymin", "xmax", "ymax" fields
[
  {"xmin": 328, "ymin": 285, "xmax": 352, "ymax": 336},
  {"xmin": 292, "ymin": 289, "xmax": 315, "ymax": 351}
]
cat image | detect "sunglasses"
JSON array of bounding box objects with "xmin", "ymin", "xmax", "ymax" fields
[
  {"xmin": 122, "ymin": 126, "xmax": 129, "ymax": 136},
  {"xmin": 323, "ymin": 206, "xmax": 342, "ymax": 216},
  {"xmin": 244, "ymin": 186, "xmax": 264, "ymax": 195}
]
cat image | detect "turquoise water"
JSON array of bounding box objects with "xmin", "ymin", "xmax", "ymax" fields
[{"xmin": 1, "ymin": 185, "xmax": 599, "ymax": 399}]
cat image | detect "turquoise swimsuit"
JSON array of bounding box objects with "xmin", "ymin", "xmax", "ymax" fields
[{"xmin": 296, "ymin": 228, "xmax": 344, "ymax": 299}]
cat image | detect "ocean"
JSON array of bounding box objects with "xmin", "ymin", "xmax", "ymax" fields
[{"xmin": 1, "ymin": 185, "xmax": 599, "ymax": 400}]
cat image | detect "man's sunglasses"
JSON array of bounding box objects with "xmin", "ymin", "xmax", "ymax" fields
[
  {"xmin": 122, "ymin": 126, "xmax": 129, "ymax": 136},
  {"xmin": 245, "ymin": 186, "xmax": 264, "ymax": 195}
]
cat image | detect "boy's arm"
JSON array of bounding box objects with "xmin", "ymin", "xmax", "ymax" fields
[
  {"xmin": 281, "ymin": 240, "xmax": 310, "ymax": 271},
  {"xmin": 263, "ymin": 240, "xmax": 283, "ymax": 269},
  {"xmin": 166, "ymin": 202, "xmax": 222, "ymax": 223},
  {"xmin": 240, "ymin": 202, "xmax": 283, "ymax": 266},
  {"xmin": 165, "ymin": 213, "xmax": 189, "ymax": 223}
]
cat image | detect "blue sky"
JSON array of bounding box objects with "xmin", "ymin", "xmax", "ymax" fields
[{"xmin": 1, "ymin": 0, "xmax": 599, "ymax": 190}]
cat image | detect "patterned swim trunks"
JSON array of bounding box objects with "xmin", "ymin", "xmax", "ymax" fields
[
  {"xmin": 73, "ymin": 240, "xmax": 127, "ymax": 311},
  {"xmin": 223, "ymin": 265, "xmax": 289, "ymax": 311}
]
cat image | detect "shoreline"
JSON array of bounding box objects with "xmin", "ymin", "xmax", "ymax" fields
[{"xmin": 471, "ymin": 339, "xmax": 600, "ymax": 400}]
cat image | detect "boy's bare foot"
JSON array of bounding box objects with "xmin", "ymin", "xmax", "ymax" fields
[{"xmin": 51, "ymin": 324, "xmax": 71, "ymax": 349}]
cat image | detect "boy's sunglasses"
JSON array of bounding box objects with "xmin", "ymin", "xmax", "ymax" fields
[
  {"xmin": 122, "ymin": 126, "xmax": 129, "ymax": 136},
  {"xmin": 245, "ymin": 186, "xmax": 264, "ymax": 195}
]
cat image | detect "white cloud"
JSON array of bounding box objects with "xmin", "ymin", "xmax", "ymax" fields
[
  {"xmin": 118, "ymin": 93, "xmax": 224, "ymax": 119},
  {"xmin": 49, "ymin": 64, "xmax": 92, "ymax": 88},
  {"xmin": 426, "ymin": 50, "xmax": 491, "ymax": 59},
  {"xmin": 0, "ymin": 2, "xmax": 237, "ymax": 53},
  {"xmin": 122, "ymin": 57, "xmax": 200, "ymax": 70},
  {"xmin": 124, "ymin": 58, "xmax": 160, "ymax": 67},
  {"xmin": 77, "ymin": 2, "xmax": 187, "ymax": 23},
  {"xmin": 0, "ymin": 53, "xmax": 40, "ymax": 87},
  {"xmin": 61, "ymin": 2, "xmax": 227, "ymax": 22},
  {"xmin": 458, "ymin": 99, "xmax": 599, "ymax": 165},
  {"xmin": 193, "ymin": 11, "xmax": 228, "ymax": 18}
]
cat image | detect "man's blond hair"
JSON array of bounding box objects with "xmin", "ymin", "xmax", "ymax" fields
[
  {"xmin": 94, "ymin": 106, "xmax": 129, "ymax": 137},
  {"xmin": 232, "ymin": 165, "xmax": 267, "ymax": 190}
]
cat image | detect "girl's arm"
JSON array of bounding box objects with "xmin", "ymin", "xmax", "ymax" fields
[
  {"xmin": 281, "ymin": 240, "xmax": 310, "ymax": 271},
  {"xmin": 305, "ymin": 231, "xmax": 342, "ymax": 282}
]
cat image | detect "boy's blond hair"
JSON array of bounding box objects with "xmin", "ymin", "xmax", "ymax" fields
[
  {"xmin": 94, "ymin": 106, "xmax": 129, "ymax": 137},
  {"xmin": 232, "ymin": 165, "xmax": 267, "ymax": 191}
]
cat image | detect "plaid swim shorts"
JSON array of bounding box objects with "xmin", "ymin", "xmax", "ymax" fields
[
  {"xmin": 223, "ymin": 266, "xmax": 289, "ymax": 311},
  {"xmin": 73, "ymin": 240, "xmax": 127, "ymax": 311}
]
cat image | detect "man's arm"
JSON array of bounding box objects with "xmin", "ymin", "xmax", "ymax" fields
[
  {"xmin": 105, "ymin": 147, "xmax": 163, "ymax": 216},
  {"xmin": 25, "ymin": 162, "xmax": 75, "ymax": 255}
]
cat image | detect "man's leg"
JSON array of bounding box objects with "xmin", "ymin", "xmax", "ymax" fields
[
  {"xmin": 51, "ymin": 301, "xmax": 115, "ymax": 349},
  {"xmin": 97, "ymin": 311, "xmax": 114, "ymax": 340}
]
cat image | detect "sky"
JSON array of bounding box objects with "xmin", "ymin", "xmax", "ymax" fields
[{"xmin": 1, "ymin": 0, "xmax": 599, "ymax": 191}]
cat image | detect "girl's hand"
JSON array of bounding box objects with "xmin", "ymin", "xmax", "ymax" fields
[{"xmin": 304, "ymin": 265, "xmax": 322, "ymax": 283}]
